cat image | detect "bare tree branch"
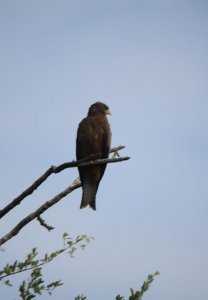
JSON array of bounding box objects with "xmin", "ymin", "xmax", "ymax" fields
[
  {"xmin": 37, "ymin": 216, "xmax": 54, "ymax": 231},
  {"xmin": 0, "ymin": 156, "xmax": 97, "ymax": 220},
  {"xmin": 0, "ymin": 146, "xmax": 128, "ymax": 220},
  {"xmin": 0, "ymin": 179, "xmax": 81, "ymax": 246},
  {"xmin": 0, "ymin": 146, "xmax": 130, "ymax": 246}
]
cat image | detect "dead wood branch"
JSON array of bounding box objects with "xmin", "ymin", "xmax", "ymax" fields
[
  {"xmin": 0, "ymin": 179, "xmax": 81, "ymax": 246},
  {"xmin": 0, "ymin": 146, "xmax": 130, "ymax": 246},
  {"xmin": 0, "ymin": 146, "xmax": 128, "ymax": 220},
  {"xmin": 37, "ymin": 216, "xmax": 54, "ymax": 231}
]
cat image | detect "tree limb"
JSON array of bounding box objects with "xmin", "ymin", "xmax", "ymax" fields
[
  {"xmin": 0, "ymin": 146, "xmax": 129, "ymax": 246},
  {"xmin": 0, "ymin": 146, "xmax": 129, "ymax": 219},
  {"xmin": 0, "ymin": 179, "xmax": 81, "ymax": 246}
]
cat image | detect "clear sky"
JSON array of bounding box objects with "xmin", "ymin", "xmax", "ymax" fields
[{"xmin": 0, "ymin": 1, "xmax": 208, "ymax": 299}]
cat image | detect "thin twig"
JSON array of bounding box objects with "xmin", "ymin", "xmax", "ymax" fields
[
  {"xmin": 0, "ymin": 251, "xmax": 62, "ymax": 280},
  {"xmin": 0, "ymin": 146, "xmax": 128, "ymax": 219},
  {"xmin": 0, "ymin": 236, "xmax": 84, "ymax": 280},
  {"xmin": 37, "ymin": 216, "xmax": 54, "ymax": 231},
  {"xmin": 78, "ymin": 156, "xmax": 129, "ymax": 167},
  {"xmin": 110, "ymin": 146, "xmax": 125, "ymax": 153}
]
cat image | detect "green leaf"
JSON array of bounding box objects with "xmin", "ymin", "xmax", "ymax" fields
[
  {"xmin": 5, "ymin": 279, "xmax": 12, "ymax": 287},
  {"xmin": 115, "ymin": 295, "xmax": 125, "ymax": 300},
  {"xmin": 63, "ymin": 232, "xmax": 69, "ymax": 239}
]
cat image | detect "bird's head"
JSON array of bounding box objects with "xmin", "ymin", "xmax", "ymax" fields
[{"xmin": 88, "ymin": 102, "xmax": 112, "ymax": 116}]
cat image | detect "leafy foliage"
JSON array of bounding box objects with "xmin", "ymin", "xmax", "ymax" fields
[
  {"xmin": 115, "ymin": 272, "xmax": 160, "ymax": 300},
  {"xmin": 19, "ymin": 267, "xmax": 63, "ymax": 300},
  {"xmin": 0, "ymin": 233, "xmax": 92, "ymax": 299},
  {"xmin": 1, "ymin": 234, "xmax": 159, "ymax": 300},
  {"xmin": 74, "ymin": 295, "xmax": 87, "ymax": 300}
]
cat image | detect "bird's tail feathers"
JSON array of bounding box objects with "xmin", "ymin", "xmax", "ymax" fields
[{"xmin": 80, "ymin": 182, "xmax": 98, "ymax": 210}]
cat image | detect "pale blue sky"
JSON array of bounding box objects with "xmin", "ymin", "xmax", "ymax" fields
[{"xmin": 0, "ymin": 1, "xmax": 208, "ymax": 299}]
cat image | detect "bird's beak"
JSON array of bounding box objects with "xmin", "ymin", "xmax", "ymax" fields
[{"xmin": 105, "ymin": 109, "xmax": 112, "ymax": 115}]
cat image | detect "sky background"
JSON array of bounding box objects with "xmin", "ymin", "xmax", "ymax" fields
[{"xmin": 0, "ymin": 0, "xmax": 208, "ymax": 299}]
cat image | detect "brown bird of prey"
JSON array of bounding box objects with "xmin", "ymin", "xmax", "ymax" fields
[{"xmin": 76, "ymin": 102, "xmax": 112, "ymax": 210}]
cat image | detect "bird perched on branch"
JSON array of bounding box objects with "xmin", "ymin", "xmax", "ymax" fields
[{"xmin": 76, "ymin": 102, "xmax": 112, "ymax": 210}]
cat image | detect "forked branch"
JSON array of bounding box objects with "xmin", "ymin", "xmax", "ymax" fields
[
  {"xmin": 0, "ymin": 179, "xmax": 81, "ymax": 246},
  {"xmin": 0, "ymin": 146, "xmax": 130, "ymax": 246},
  {"xmin": 0, "ymin": 146, "xmax": 129, "ymax": 219}
]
